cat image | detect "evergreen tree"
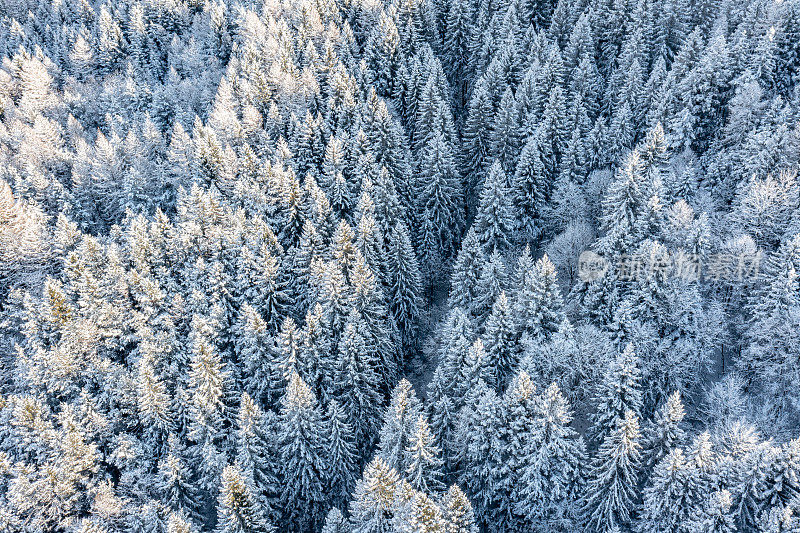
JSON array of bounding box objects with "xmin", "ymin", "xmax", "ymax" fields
[
  {"xmin": 638, "ymin": 448, "xmax": 693, "ymax": 533},
  {"xmin": 215, "ymin": 463, "xmax": 274, "ymax": 533},
  {"xmin": 277, "ymin": 372, "xmax": 329, "ymax": 531},
  {"xmin": 404, "ymin": 413, "xmax": 445, "ymax": 495},
  {"xmin": 333, "ymin": 314, "xmax": 384, "ymax": 448},
  {"xmin": 462, "ymin": 79, "xmax": 495, "ymax": 210},
  {"xmin": 482, "ymin": 292, "xmax": 519, "ymax": 390},
  {"xmin": 516, "ymin": 383, "xmax": 586, "ymax": 528},
  {"xmin": 386, "ymin": 221, "xmax": 423, "ymax": 353},
  {"xmin": 473, "ymin": 161, "xmax": 514, "ymax": 254},
  {"xmin": 414, "ymin": 131, "xmax": 465, "ymax": 287},
  {"xmin": 322, "ymin": 508, "xmax": 349, "ymax": 533},
  {"xmin": 349, "ymin": 457, "xmax": 401, "ymax": 533},
  {"xmin": 379, "ymin": 379, "xmax": 424, "ymax": 473},
  {"xmin": 448, "ymin": 229, "xmax": 486, "ymax": 311},
  {"xmin": 581, "ymin": 410, "xmax": 644, "ymax": 531},
  {"xmin": 442, "ymin": 485, "xmax": 479, "ymax": 533},
  {"xmin": 643, "ymin": 391, "xmax": 686, "ymax": 471},
  {"xmin": 514, "ymin": 254, "xmax": 566, "ymax": 344},
  {"xmin": 590, "ymin": 343, "xmax": 643, "ymax": 446},
  {"xmin": 326, "ymin": 400, "xmax": 358, "ymax": 506}
]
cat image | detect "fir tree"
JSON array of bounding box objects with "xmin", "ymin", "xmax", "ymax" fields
[
  {"xmin": 215, "ymin": 463, "xmax": 274, "ymax": 533},
  {"xmin": 581, "ymin": 410, "xmax": 644, "ymax": 531},
  {"xmin": 404, "ymin": 413, "xmax": 445, "ymax": 494},
  {"xmin": 473, "ymin": 161, "xmax": 514, "ymax": 254},
  {"xmin": 590, "ymin": 343, "xmax": 643, "ymax": 446},
  {"xmin": 349, "ymin": 457, "xmax": 401, "ymax": 533},
  {"xmin": 277, "ymin": 372, "xmax": 329, "ymax": 531}
]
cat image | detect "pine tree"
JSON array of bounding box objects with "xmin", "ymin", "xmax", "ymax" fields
[
  {"xmin": 581, "ymin": 410, "xmax": 644, "ymax": 531},
  {"xmin": 443, "ymin": 0, "xmax": 473, "ymax": 109},
  {"xmin": 349, "ymin": 457, "xmax": 401, "ymax": 533},
  {"xmin": 157, "ymin": 439, "xmax": 202, "ymax": 523},
  {"xmin": 277, "ymin": 372, "xmax": 329, "ymax": 531},
  {"xmin": 758, "ymin": 505, "xmax": 800, "ymax": 533},
  {"xmin": 473, "ymin": 161, "xmax": 514, "ymax": 254},
  {"xmin": 215, "ymin": 463, "xmax": 274, "ymax": 533},
  {"xmin": 590, "ymin": 343, "xmax": 643, "ymax": 446},
  {"xmin": 458, "ymin": 380, "xmax": 505, "ymax": 526},
  {"xmin": 404, "ymin": 413, "xmax": 445, "ymax": 494},
  {"xmin": 186, "ymin": 330, "xmax": 232, "ymax": 496},
  {"xmin": 741, "ymin": 234, "xmax": 800, "ymax": 412},
  {"xmin": 471, "ymin": 250, "xmax": 508, "ymax": 327},
  {"xmin": 325, "ymin": 400, "xmax": 358, "ymax": 506},
  {"xmin": 235, "ymin": 394, "xmax": 279, "ymax": 512},
  {"xmin": 491, "ymin": 88, "xmax": 523, "ymax": 174}
]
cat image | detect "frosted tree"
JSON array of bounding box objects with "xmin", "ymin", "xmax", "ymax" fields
[
  {"xmin": 516, "ymin": 383, "xmax": 586, "ymax": 528},
  {"xmin": 325, "ymin": 400, "xmax": 358, "ymax": 506},
  {"xmin": 741, "ymin": 234, "xmax": 800, "ymax": 413},
  {"xmin": 470, "ymin": 250, "xmax": 508, "ymax": 329},
  {"xmin": 685, "ymin": 490, "xmax": 737, "ymax": 533},
  {"xmin": 349, "ymin": 457, "xmax": 401, "ymax": 533},
  {"xmin": 590, "ymin": 343, "xmax": 643, "ymax": 446},
  {"xmin": 404, "ymin": 413, "xmax": 445, "ymax": 495},
  {"xmin": 235, "ymin": 394, "xmax": 279, "ymax": 513},
  {"xmin": 643, "ymin": 391, "xmax": 686, "ymax": 471},
  {"xmin": 448, "ymin": 229, "xmax": 486, "ymax": 310},
  {"xmin": 277, "ymin": 372, "xmax": 329, "ymax": 531},
  {"xmin": 379, "ymin": 379, "xmax": 424, "ymax": 473},
  {"xmin": 461, "ymin": 78, "xmax": 495, "ymax": 209},
  {"xmin": 414, "ymin": 131, "xmax": 464, "ymax": 287},
  {"xmin": 215, "ymin": 463, "xmax": 274, "ymax": 533},
  {"xmin": 473, "ymin": 161, "xmax": 514, "ymax": 254},
  {"xmin": 333, "ymin": 315, "xmax": 384, "ymax": 447},
  {"xmin": 482, "ymin": 292, "xmax": 519, "ymax": 390},
  {"xmin": 581, "ymin": 410, "xmax": 644, "ymax": 531},
  {"xmin": 514, "ymin": 254, "xmax": 566, "ymax": 345},
  {"xmin": 638, "ymin": 448, "xmax": 693, "ymax": 533},
  {"xmin": 386, "ymin": 221, "xmax": 423, "ymax": 353},
  {"xmin": 442, "ymin": 484, "xmax": 479, "ymax": 533},
  {"xmin": 322, "ymin": 508, "xmax": 348, "ymax": 533},
  {"xmin": 186, "ymin": 331, "xmax": 232, "ymax": 497}
]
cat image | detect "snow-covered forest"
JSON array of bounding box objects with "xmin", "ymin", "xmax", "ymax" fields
[{"xmin": 0, "ymin": 0, "xmax": 799, "ymax": 530}]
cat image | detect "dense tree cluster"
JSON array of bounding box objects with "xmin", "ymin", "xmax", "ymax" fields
[{"xmin": 0, "ymin": 0, "xmax": 799, "ymax": 531}]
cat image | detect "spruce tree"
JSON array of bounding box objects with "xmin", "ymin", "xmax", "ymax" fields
[
  {"xmin": 215, "ymin": 463, "xmax": 274, "ymax": 533},
  {"xmin": 325, "ymin": 400, "xmax": 358, "ymax": 507},
  {"xmin": 581, "ymin": 410, "xmax": 644, "ymax": 531},
  {"xmin": 349, "ymin": 457, "xmax": 401, "ymax": 533},
  {"xmin": 590, "ymin": 343, "xmax": 643, "ymax": 446},
  {"xmin": 277, "ymin": 372, "xmax": 329, "ymax": 531},
  {"xmin": 379, "ymin": 379, "xmax": 424, "ymax": 473},
  {"xmin": 473, "ymin": 161, "xmax": 514, "ymax": 254},
  {"xmin": 482, "ymin": 292, "xmax": 519, "ymax": 390}
]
